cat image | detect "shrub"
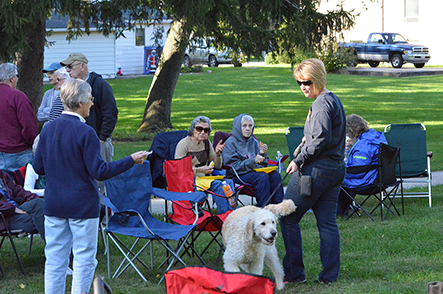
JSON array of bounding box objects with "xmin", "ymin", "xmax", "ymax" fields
[
  {"xmin": 180, "ymin": 65, "xmax": 202, "ymax": 73},
  {"xmin": 317, "ymin": 39, "xmax": 357, "ymax": 72},
  {"xmin": 264, "ymin": 40, "xmax": 356, "ymax": 72}
]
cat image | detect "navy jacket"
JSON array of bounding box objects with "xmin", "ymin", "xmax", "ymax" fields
[
  {"xmin": 33, "ymin": 114, "xmax": 133, "ymax": 219},
  {"xmin": 87, "ymin": 72, "xmax": 118, "ymax": 141}
]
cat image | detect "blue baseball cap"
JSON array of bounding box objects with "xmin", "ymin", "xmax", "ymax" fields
[{"xmin": 42, "ymin": 62, "xmax": 63, "ymax": 73}]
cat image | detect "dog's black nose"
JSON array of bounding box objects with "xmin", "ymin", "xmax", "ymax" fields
[{"xmin": 271, "ymin": 230, "xmax": 277, "ymax": 237}]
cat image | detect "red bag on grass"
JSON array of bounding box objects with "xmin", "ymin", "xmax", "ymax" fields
[{"xmin": 165, "ymin": 266, "xmax": 276, "ymax": 294}]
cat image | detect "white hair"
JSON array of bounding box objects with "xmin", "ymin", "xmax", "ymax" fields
[
  {"xmin": 55, "ymin": 67, "xmax": 70, "ymax": 81},
  {"xmin": 0, "ymin": 63, "xmax": 17, "ymax": 83},
  {"xmin": 241, "ymin": 114, "xmax": 254, "ymax": 126},
  {"xmin": 60, "ymin": 79, "xmax": 92, "ymax": 111}
]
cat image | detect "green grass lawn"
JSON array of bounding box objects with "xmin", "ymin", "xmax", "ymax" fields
[
  {"xmin": 2, "ymin": 65, "xmax": 442, "ymax": 293},
  {"xmin": 109, "ymin": 65, "xmax": 443, "ymax": 171}
]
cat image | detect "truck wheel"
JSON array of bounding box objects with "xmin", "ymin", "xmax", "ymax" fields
[
  {"xmin": 208, "ymin": 55, "xmax": 219, "ymax": 67},
  {"xmin": 368, "ymin": 61, "xmax": 380, "ymax": 68},
  {"xmin": 414, "ymin": 63, "xmax": 425, "ymax": 68},
  {"xmin": 183, "ymin": 55, "xmax": 191, "ymax": 68},
  {"xmin": 390, "ymin": 54, "xmax": 403, "ymax": 68}
]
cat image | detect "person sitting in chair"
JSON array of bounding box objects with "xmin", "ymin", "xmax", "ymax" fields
[
  {"xmin": 337, "ymin": 114, "xmax": 388, "ymax": 216},
  {"xmin": 175, "ymin": 116, "xmax": 236, "ymax": 214},
  {"xmin": 222, "ymin": 114, "xmax": 283, "ymax": 207},
  {"xmin": 0, "ymin": 170, "xmax": 45, "ymax": 241}
]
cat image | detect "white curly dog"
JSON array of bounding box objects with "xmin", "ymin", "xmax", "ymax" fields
[{"xmin": 222, "ymin": 200, "xmax": 296, "ymax": 290}]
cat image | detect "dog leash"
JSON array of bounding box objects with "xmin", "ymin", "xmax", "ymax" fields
[{"xmin": 261, "ymin": 172, "xmax": 289, "ymax": 207}]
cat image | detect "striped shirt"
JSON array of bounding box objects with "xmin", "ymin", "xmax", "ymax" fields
[{"xmin": 48, "ymin": 95, "xmax": 64, "ymax": 122}]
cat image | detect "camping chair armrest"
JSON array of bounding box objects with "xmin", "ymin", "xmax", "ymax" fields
[
  {"xmin": 152, "ymin": 187, "xmax": 206, "ymax": 203},
  {"xmin": 268, "ymin": 155, "xmax": 290, "ymax": 166},
  {"xmin": 427, "ymin": 151, "xmax": 433, "ymax": 158},
  {"xmin": 346, "ymin": 164, "xmax": 378, "ymax": 174}
]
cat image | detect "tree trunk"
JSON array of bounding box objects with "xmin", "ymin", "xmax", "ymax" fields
[
  {"xmin": 16, "ymin": 20, "xmax": 45, "ymax": 114},
  {"xmin": 137, "ymin": 18, "xmax": 189, "ymax": 133}
]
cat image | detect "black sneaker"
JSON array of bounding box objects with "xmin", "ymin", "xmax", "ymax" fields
[{"xmin": 314, "ymin": 279, "xmax": 334, "ymax": 285}]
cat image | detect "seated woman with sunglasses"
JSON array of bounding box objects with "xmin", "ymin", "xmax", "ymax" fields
[
  {"xmin": 175, "ymin": 116, "xmax": 236, "ymax": 214},
  {"xmin": 222, "ymin": 114, "xmax": 284, "ymax": 207}
]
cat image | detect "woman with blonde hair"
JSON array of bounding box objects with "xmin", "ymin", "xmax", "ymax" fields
[{"xmin": 281, "ymin": 58, "xmax": 346, "ymax": 284}]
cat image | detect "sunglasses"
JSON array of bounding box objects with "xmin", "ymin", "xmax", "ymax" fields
[
  {"xmin": 297, "ymin": 80, "xmax": 313, "ymax": 86},
  {"xmin": 195, "ymin": 126, "xmax": 210, "ymax": 134},
  {"xmin": 67, "ymin": 62, "xmax": 82, "ymax": 70}
]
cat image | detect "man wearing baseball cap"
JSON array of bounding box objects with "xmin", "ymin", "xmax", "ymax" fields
[
  {"xmin": 60, "ymin": 53, "xmax": 118, "ymax": 162},
  {"xmin": 38, "ymin": 62, "xmax": 63, "ymax": 122}
]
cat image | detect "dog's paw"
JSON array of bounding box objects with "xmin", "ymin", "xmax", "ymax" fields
[{"xmin": 264, "ymin": 200, "xmax": 297, "ymax": 218}]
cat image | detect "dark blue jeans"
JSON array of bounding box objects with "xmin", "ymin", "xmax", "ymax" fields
[
  {"xmin": 233, "ymin": 170, "xmax": 284, "ymax": 207},
  {"xmin": 280, "ymin": 159, "xmax": 345, "ymax": 283}
]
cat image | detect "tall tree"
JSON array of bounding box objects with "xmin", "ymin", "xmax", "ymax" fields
[{"xmin": 0, "ymin": 0, "xmax": 355, "ymax": 131}]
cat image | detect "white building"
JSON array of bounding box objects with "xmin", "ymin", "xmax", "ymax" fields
[
  {"xmin": 44, "ymin": 13, "xmax": 171, "ymax": 78},
  {"xmin": 319, "ymin": 0, "xmax": 442, "ymax": 65}
]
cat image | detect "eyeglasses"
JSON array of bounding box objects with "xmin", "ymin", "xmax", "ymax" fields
[
  {"xmin": 89, "ymin": 96, "xmax": 94, "ymax": 102},
  {"xmin": 12, "ymin": 74, "xmax": 19, "ymax": 79},
  {"xmin": 297, "ymin": 80, "xmax": 313, "ymax": 86},
  {"xmin": 67, "ymin": 62, "xmax": 82, "ymax": 70},
  {"xmin": 57, "ymin": 78, "xmax": 65, "ymax": 82},
  {"xmin": 195, "ymin": 126, "xmax": 210, "ymax": 134}
]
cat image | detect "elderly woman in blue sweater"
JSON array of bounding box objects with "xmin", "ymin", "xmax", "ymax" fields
[{"xmin": 33, "ymin": 79, "xmax": 148, "ymax": 294}]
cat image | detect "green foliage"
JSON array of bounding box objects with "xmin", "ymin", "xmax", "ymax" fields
[
  {"xmin": 317, "ymin": 38, "xmax": 358, "ymax": 72},
  {"xmin": 265, "ymin": 40, "xmax": 357, "ymax": 72},
  {"xmin": 180, "ymin": 65, "xmax": 202, "ymax": 73},
  {"xmin": 0, "ymin": 0, "xmax": 49, "ymax": 61}
]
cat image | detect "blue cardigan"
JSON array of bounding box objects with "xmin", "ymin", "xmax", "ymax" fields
[{"xmin": 33, "ymin": 114, "xmax": 134, "ymax": 219}]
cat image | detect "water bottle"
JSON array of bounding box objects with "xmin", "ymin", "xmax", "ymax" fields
[
  {"xmin": 222, "ymin": 181, "xmax": 235, "ymax": 208},
  {"xmin": 276, "ymin": 151, "xmax": 283, "ymax": 173}
]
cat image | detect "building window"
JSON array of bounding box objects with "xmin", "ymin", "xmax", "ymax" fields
[
  {"xmin": 405, "ymin": 0, "xmax": 419, "ymax": 22},
  {"xmin": 135, "ymin": 28, "xmax": 145, "ymax": 46}
]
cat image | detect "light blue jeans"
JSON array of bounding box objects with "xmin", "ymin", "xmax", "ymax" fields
[
  {"xmin": 0, "ymin": 148, "xmax": 33, "ymax": 172},
  {"xmin": 44, "ymin": 216, "xmax": 99, "ymax": 294}
]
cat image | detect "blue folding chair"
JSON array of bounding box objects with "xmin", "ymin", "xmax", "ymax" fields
[{"xmin": 103, "ymin": 161, "xmax": 206, "ymax": 284}]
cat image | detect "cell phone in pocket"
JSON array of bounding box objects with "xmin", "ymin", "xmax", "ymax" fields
[{"xmin": 300, "ymin": 175, "xmax": 312, "ymax": 197}]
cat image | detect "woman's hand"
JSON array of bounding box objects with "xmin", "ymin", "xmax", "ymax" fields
[
  {"xmin": 259, "ymin": 142, "xmax": 268, "ymax": 155},
  {"xmin": 197, "ymin": 165, "xmax": 214, "ymax": 175},
  {"xmin": 14, "ymin": 207, "xmax": 27, "ymax": 215},
  {"xmin": 255, "ymin": 154, "xmax": 265, "ymax": 164},
  {"xmin": 215, "ymin": 140, "xmax": 225, "ymax": 156},
  {"xmin": 286, "ymin": 161, "xmax": 299, "ymax": 174},
  {"xmin": 131, "ymin": 151, "xmax": 150, "ymax": 164}
]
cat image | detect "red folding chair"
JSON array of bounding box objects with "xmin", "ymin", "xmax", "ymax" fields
[{"xmin": 163, "ymin": 156, "xmax": 232, "ymax": 265}]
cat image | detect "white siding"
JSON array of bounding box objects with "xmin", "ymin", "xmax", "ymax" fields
[
  {"xmin": 44, "ymin": 22, "xmax": 171, "ymax": 78},
  {"xmin": 115, "ymin": 24, "xmax": 170, "ymax": 75},
  {"xmin": 44, "ymin": 31, "xmax": 116, "ymax": 78}
]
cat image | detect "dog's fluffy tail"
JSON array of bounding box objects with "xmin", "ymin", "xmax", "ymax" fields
[{"xmin": 264, "ymin": 199, "xmax": 296, "ymax": 218}]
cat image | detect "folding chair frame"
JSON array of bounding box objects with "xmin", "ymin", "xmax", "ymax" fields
[
  {"xmin": 384, "ymin": 123, "xmax": 432, "ymax": 208},
  {"xmin": 163, "ymin": 156, "xmax": 231, "ymax": 266},
  {"xmin": 0, "ymin": 209, "xmax": 36, "ymax": 276},
  {"xmin": 345, "ymin": 143, "xmax": 403, "ymax": 221},
  {"xmin": 103, "ymin": 162, "xmax": 206, "ymax": 285}
]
